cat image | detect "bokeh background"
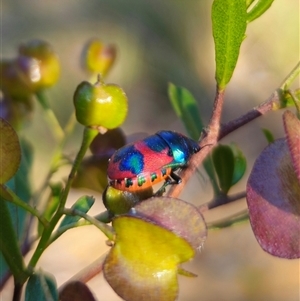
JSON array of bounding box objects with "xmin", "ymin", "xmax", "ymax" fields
[{"xmin": 2, "ymin": 0, "xmax": 299, "ymax": 300}]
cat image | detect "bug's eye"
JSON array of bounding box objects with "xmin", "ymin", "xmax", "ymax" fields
[{"xmin": 167, "ymin": 149, "xmax": 173, "ymax": 156}]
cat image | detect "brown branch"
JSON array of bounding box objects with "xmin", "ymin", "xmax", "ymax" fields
[
  {"xmin": 167, "ymin": 88, "xmax": 225, "ymax": 198},
  {"xmin": 219, "ymin": 90, "xmax": 280, "ymax": 139},
  {"xmin": 167, "ymin": 88, "xmax": 282, "ymax": 199},
  {"xmin": 199, "ymin": 191, "xmax": 247, "ymax": 212},
  {"xmin": 58, "ymin": 253, "xmax": 107, "ymax": 293}
]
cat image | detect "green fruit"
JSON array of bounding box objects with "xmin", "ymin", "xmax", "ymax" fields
[
  {"xmin": 103, "ymin": 186, "xmax": 153, "ymax": 215},
  {"xmin": 73, "ymin": 79, "xmax": 128, "ymax": 129}
]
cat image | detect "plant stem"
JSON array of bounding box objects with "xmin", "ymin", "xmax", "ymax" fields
[
  {"xmin": 35, "ymin": 90, "xmax": 64, "ymax": 141},
  {"xmin": 206, "ymin": 208, "xmax": 249, "ymax": 229},
  {"xmin": 28, "ymin": 127, "xmax": 98, "ymax": 271},
  {"xmin": 167, "ymin": 88, "xmax": 225, "ymax": 198},
  {"xmin": 12, "ymin": 281, "xmax": 23, "ymax": 301},
  {"xmin": 280, "ymin": 61, "xmax": 300, "ymax": 90},
  {"xmin": 49, "ymin": 210, "xmax": 112, "ymax": 245},
  {"xmin": 219, "ymin": 90, "xmax": 279, "ymax": 139},
  {"xmin": 200, "ymin": 191, "xmax": 247, "ymax": 211},
  {"xmin": 58, "ymin": 253, "xmax": 107, "ymax": 291},
  {"xmin": 49, "ymin": 220, "xmax": 91, "ymax": 245},
  {"xmin": 220, "ymin": 61, "xmax": 300, "ymax": 138},
  {"xmin": 63, "ymin": 209, "xmax": 115, "ymax": 240},
  {"xmin": 168, "ymin": 62, "xmax": 300, "ymax": 200},
  {"xmin": 2, "ymin": 185, "xmax": 48, "ymax": 227},
  {"xmin": 49, "ymin": 112, "xmax": 77, "ymax": 173}
]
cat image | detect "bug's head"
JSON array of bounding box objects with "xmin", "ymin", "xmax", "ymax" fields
[{"xmin": 157, "ymin": 131, "xmax": 200, "ymax": 163}]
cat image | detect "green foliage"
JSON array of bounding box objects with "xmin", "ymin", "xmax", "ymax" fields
[
  {"xmin": 0, "ymin": 199, "xmax": 28, "ymax": 284},
  {"xmin": 25, "ymin": 271, "xmax": 58, "ymax": 301},
  {"xmin": 0, "ymin": 118, "xmax": 21, "ymax": 184},
  {"xmin": 212, "ymin": 0, "xmax": 247, "ymax": 89},
  {"xmin": 0, "ymin": 1, "xmax": 298, "ymax": 301},
  {"xmin": 230, "ymin": 143, "xmax": 247, "ymax": 186},
  {"xmin": 247, "ymin": 0, "xmax": 275, "ymax": 23},
  {"xmin": 0, "ymin": 138, "xmax": 33, "ymax": 282},
  {"xmin": 59, "ymin": 196, "xmax": 95, "ymax": 228},
  {"xmin": 262, "ymin": 128, "xmax": 275, "ymax": 144},
  {"xmin": 38, "ymin": 183, "xmax": 62, "ymax": 236},
  {"xmin": 168, "ymin": 83, "xmax": 203, "ymax": 140},
  {"xmin": 212, "ymin": 144, "xmax": 235, "ymax": 194}
]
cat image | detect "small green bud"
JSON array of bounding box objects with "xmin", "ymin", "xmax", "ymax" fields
[
  {"xmin": 103, "ymin": 186, "xmax": 153, "ymax": 215},
  {"xmin": 73, "ymin": 77, "xmax": 128, "ymax": 129}
]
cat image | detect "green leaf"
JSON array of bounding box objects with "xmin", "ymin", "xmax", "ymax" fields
[
  {"xmin": 246, "ymin": 0, "xmax": 255, "ymax": 8},
  {"xmin": 212, "ymin": 144, "xmax": 235, "ymax": 194},
  {"xmin": 25, "ymin": 270, "xmax": 58, "ymax": 301},
  {"xmin": 230, "ymin": 143, "xmax": 247, "ymax": 186},
  {"xmin": 6, "ymin": 138, "xmax": 33, "ymax": 235},
  {"xmin": 59, "ymin": 195, "xmax": 95, "ymax": 228},
  {"xmin": 212, "ymin": 0, "xmax": 247, "ymax": 89},
  {"xmin": 0, "ymin": 198, "xmax": 28, "ymax": 284},
  {"xmin": 247, "ymin": 0, "xmax": 275, "ymax": 23},
  {"xmin": 168, "ymin": 83, "xmax": 221, "ymax": 195},
  {"xmin": 0, "ymin": 118, "xmax": 21, "ymax": 184},
  {"xmin": 38, "ymin": 183, "xmax": 62, "ymax": 236},
  {"xmin": 261, "ymin": 128, "xmax": 275, "ymax": 144},
  {"xmin": 279, "ymin": 89, "xmax": 300, "ymax": 109},
  {"xmin": 0, "ymin": 138, "xmax": 33, "ymax": 282},
  {"xmin": 168, "ymin": 83, "xmax": 203, "ymax": 140},
  {"xmin": 202, "ymin": 155, "xmax": 221, "ymax": 196}
]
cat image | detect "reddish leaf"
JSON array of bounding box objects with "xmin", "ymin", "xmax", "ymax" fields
[
  {"xmin": 104, "ymin": 216, "xmax": 194, "ymax": 301},
  {"xmin": 247, "ymin": 138, "xmax": 300, "ymax": 258},
  {"xmin": 89, "ymin": 128, "xmax": 126, "ymax": 156},
  {"xmin": 132, "ymin": 197, "xmax": 207, "ymax": 251},
  {"xmin": 59, "ymin": 281, "xmax": 97, "ymax": 301},
  {"xmin": 283, "ymin": 110, "xmax": 300, "ymax": 183},
  {"xmin": 104, "ymin": 197, "xmax": 207, "ymax": 301}
]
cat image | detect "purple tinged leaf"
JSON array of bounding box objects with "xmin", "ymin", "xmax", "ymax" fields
[
  {"xmin": 59, "ymin": 281, "xmax": 97, "ymax": 301},
  {"xmin": 103, "ymin": 198, "xmax": 207, "ymax": 301},
  {"xmin": 246, "ymin": 138, "xmax": 300, "ymax": 259},
  {"xmin": 283, "ymin": 110, "xmax": 300, "ymax": 183},
  {"xmin": 131, "ymin": 197, "xmax": 207, "ymax": 251}
]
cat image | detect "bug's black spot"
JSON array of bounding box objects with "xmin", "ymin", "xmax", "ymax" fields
[{"xmin": 125, "ymin": 178, "xmax": 134, "ymax": 188}]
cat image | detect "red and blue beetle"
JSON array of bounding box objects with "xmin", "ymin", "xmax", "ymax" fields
[{"xmin": 107, "ymin": 130, "xmax": 200, "ymax": 193}]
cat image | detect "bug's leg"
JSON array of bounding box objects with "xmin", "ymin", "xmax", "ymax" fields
[
  {"xmin": 154, "ymin": 172, "xmax": 182, "ymax": 196},
  {"xmin": 154, "ymin": 178, "xmax": 171, "ymax": 196},
  {"xmin": 169, "ymin": 171, "xmax": 182, "ymax": 184}
]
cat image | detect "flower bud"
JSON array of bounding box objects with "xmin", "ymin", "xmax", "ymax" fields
[
  {"xmin": 82, "ymin": 39, "xmax": 116, "ymax": 76},
  {"xmin": 73, "ymin": 78, "xmax": 128, "ymax": 129}
]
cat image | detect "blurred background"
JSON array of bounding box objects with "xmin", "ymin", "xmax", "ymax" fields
[{"xmin": 2, "ymin": 0, "xmax": 299, "ymax": 300}]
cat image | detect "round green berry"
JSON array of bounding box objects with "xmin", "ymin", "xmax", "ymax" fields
[{"xmin": 73, "ymin": 79, "xmax": 128, "ymax": 129}]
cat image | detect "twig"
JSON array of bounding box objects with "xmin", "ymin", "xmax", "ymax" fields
[
  {"xmin": 58, "ymin": 253, "xmax": 107, "ymax": 293},
  {"xmin": 219, "ymin": 90, "xmax": 279, "ymax": 139},
  {"xmin": 167, "ymin": 88, "xmax": 225, "ymax": 198},
  {"xmin": 167, "ymin": 61, "xmax": 300, "ymax": 200},
  {"xmin": 200, "ymin": 191, "xmax": 247, "ymax": 212}
]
